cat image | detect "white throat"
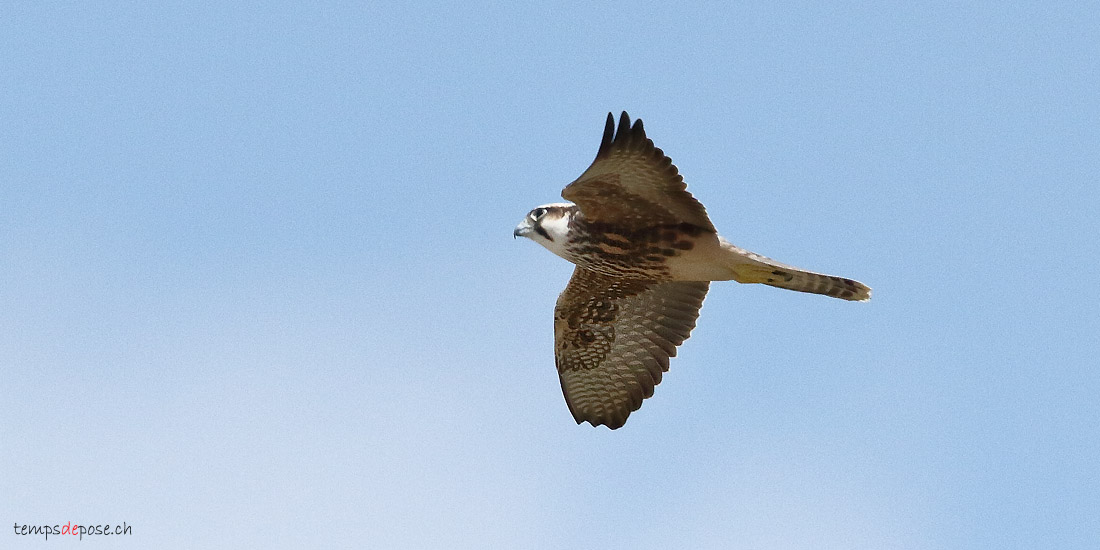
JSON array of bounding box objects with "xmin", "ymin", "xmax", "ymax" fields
[{"xmin": 537, "ymin": 212, "xmax": 572, "ymax": 258}]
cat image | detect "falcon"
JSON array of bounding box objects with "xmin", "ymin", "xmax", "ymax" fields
[{"xmin": 514, "ymin": 112, "xmax": 871, "ymax": 429}]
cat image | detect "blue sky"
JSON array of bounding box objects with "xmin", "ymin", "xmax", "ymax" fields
[{"xmin": 2, "ymin": 2, "xmax": 1098, "ymax": 548}]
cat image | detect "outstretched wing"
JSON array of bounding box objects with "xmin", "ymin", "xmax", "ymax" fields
[
  {"xmin": 562, "ymin": 112, "xmax": 715, "ymax": 232},
  {"xmin": 554, "ymin": 267, "xmax": 709, "ymax": 429}
]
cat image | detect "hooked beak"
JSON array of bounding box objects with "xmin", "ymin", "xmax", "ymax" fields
[{"xmin": 513, "ymin": 219, "xmax": 532, "ymax": 239}]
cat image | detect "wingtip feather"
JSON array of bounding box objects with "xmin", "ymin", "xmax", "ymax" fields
[{"xmin": 596, "ymin": 112, "xmax": 616, "ymax": 158}]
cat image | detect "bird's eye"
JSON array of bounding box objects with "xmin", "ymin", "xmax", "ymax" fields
[{"xmin": 532, "ymin": 207, "xmax": 547, "ymax": 219}]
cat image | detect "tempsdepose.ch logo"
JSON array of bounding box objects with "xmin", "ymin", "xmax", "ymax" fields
[{"xmin": 13, "ymin": 521, "xmax": 132, "ymax": 540}]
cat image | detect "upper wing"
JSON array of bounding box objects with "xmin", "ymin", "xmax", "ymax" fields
[
  {"xmin": 554, "ymin": 267, "xmax": 709, "ymax": 429},
  {"xmin": 562, "ymin": 112, "xmax": 715, "ymax": 232}
]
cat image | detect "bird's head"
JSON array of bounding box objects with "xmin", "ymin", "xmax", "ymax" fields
[{"xmin": 514, "ymin": 203, "xmax": 575, "ymax": 257}]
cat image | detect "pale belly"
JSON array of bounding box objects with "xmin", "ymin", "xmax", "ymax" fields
[{"xmin": 662, "ymin": 233, "xmax": 738, "ymax": 281}]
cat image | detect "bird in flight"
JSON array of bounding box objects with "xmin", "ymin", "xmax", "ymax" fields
[{"xmin": 514, "ymin": 112, "xmax": 871, "ymax": 429}]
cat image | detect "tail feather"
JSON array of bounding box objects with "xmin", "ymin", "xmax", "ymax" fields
[{"xmin": 723, "ymin": 241, "xmax": 871, "ymax": 302}]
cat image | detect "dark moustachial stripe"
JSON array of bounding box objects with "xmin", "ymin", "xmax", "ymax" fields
[{"xmin": 534, "ymin": 224, "xmax": 552, "ymax": 241}]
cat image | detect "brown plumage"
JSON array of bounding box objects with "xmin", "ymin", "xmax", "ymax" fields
[
  {"xmin": 563, "ymin": 112, "xmax": 715, "ymax": 232},
  {"xmin": 514, "ymin": 112, "xmax": 870, "ymax": 429},
  {"xmin": 554, "ymin": 270, "xmax": 708, "ymax": 429}
]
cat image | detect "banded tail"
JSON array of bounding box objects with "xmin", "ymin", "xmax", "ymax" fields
[{"xmin": 721, "ymin": 239, "xmax": 871, "ymax": 301}]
